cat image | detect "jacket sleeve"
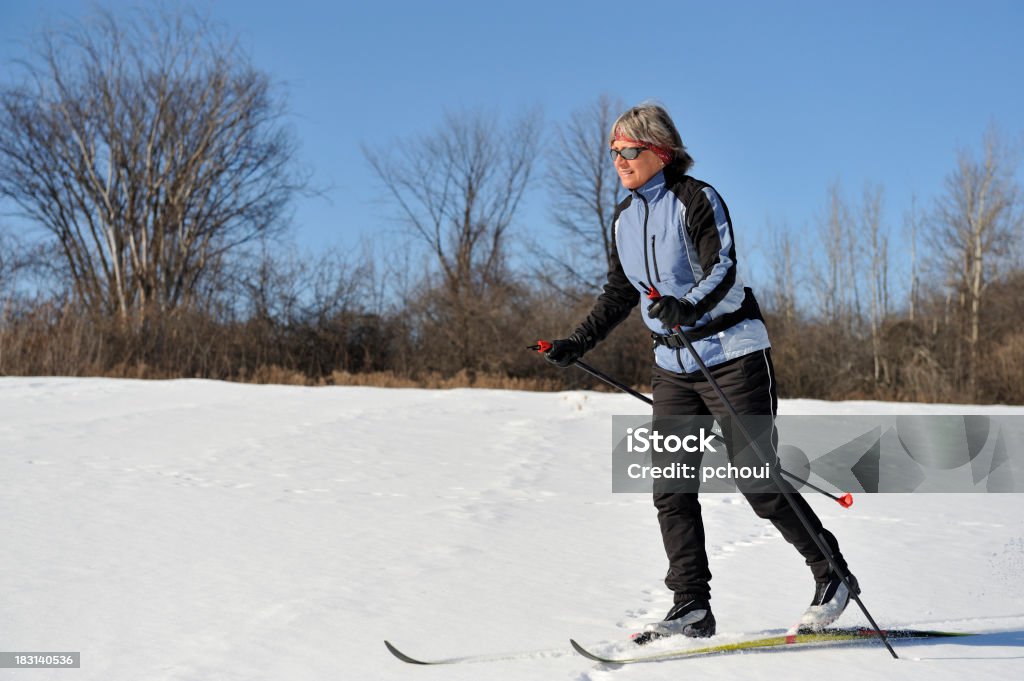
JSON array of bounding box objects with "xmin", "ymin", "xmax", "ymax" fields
[
  {"xmin": 572, "ymin": 236, "xmax": 640, "ymax": 350},
  {"xmin": 682, "ymin": 185, "xmax": 738, "ymax": 319}
]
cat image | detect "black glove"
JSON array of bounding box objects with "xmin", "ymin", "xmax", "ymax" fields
[
  {"xmin": 647, "ymin": 296, "xmax": 697, "ymax": 329},
  {"xmin": 544, "ymin": 334, "xmax": 586, "ymax": 368}
]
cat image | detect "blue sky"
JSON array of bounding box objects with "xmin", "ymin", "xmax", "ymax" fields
[{"xmin": 2, "ymin": 0, "xmax": 1023, "ymax": 295}]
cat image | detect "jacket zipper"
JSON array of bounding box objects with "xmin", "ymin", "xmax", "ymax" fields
[
  {"xmin": 637, "ymin": 193, "xmax": 656, "ymax": 287},
  {"xmin": 650, "ymin": 235, "xmax": 661, "ymax": 281},
  {"xmin": 639, "ymin": 191, "xmax": 689, "ymax": 373}
]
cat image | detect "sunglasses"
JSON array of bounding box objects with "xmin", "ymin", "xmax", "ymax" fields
[{"xmin": 609, "ymin": 146, "xmax": 647, "ymax": 161}]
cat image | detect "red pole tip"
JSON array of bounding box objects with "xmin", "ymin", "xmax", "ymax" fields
[
  {"xmin": 535, "ymin": 340, "xmax": 553, "ymax": 353},
  {"xmin": 837, "ymin": 493, "xmax": 854, "ymax": 508}
]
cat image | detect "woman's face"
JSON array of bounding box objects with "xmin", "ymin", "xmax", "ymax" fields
[{"xmin": 611, "ymin": 140, "xmax": 665, "ymax": 190}]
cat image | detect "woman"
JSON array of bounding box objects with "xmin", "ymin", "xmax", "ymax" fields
[{"xmin": 544, "ymin": 103, "xmax": 857, "ymax": 641}]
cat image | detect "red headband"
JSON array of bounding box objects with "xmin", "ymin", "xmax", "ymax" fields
[{"xmin": 613, "ymin": 130, "xmax": 674, "ymax": 166}]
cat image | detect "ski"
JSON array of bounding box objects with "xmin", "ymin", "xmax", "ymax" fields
[
  {"xmin": 569, "ymin": 627, "xmax": 972, "ymax": 664},
  {"xmin": 384, "ymin": 641, "xmax": 438, "ymax": 665},
  {"xmin": 386, "ymin": 627, "xmax": 973, "ymax": 666},
  {"xmin": 383, "ymin": 640, "xmax": 569, "ymax": 666}
]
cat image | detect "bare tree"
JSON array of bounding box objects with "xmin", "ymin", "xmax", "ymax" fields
[
  {"xmin": 926, "ymin": 125, "xmax": 1022, "ymax": 397},
  {"xmin": 364, "ymin": 108, "xmax": 540, "ymax": 371},
  {"xmin": 860, "ymin": 182, "xmax": 889, "ymax": 382},
  {"xmin": 763, "ymin": 220, "xmax": 798, "ymax": 324},
  {"xmin": 0, "ymin": 229, "xmax": 19, "ymax": 297},
  {"xmin": 903, "ymin": 195, "xmax": 923, "ymax": 322},
  {"xmin": 0, "ymin": 7, "xmax": 305, "ymax": 326},
  {"xmin": 540, "ymin": 94, "xmax": 625, "ymax": 290},
  {"xmin": 811, "ymin": 182, "xmax": 857, "ymax": 326}
]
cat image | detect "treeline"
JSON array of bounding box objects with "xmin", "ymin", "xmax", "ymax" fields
[
  {"xmin": 766, "ymin": 272, "xmax": 1024, "ymax": 403},
  {"xmin": 2, "ymin": 251, "xmax": 1022, "ymax": 403},
  {"xmin": 0, "ymin": 8, "xmax": 1022, "ymax": 403}
]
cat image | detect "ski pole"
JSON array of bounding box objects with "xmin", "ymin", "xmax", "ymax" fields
[
  {"xmin": 781, "ymin": 464, "xmax": 853, "ymax": 505},
  {"xmin": 528, "ymin": 341, "xmax": 853, "ymax": 508},
  {"xmin": 643, "ymin": 285, "xmax": 897, "ymax": 659},
  {"xmin": 528, "ymin": 341, "xmax": 653, "ymax": 405}
]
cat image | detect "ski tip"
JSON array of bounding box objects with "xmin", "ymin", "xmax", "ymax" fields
[
  {"xmin": 569, "ymin": 639, "xmax": 614, "ymax": 664},
  {"xmin": 384, "ymin": 640, "xmax": 430, "ymax": 665},
  {"xmin": 568, "ymin": 638, "xmax": 587, "ymax": 654}
]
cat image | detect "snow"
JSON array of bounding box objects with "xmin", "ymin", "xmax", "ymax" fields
[{"xmin": 1, "ymin": 377, "xmax": 1022, "ymax": 680}]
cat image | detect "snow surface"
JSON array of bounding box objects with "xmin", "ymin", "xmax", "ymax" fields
[{"xmin": 1, "ymin": 377, "xmax": 1023, "ymax": 680}]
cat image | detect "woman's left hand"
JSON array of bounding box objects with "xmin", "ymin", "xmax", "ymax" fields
[{"xmin": 647, "ymin": 296, "xmax": 697, "ymax": 329}]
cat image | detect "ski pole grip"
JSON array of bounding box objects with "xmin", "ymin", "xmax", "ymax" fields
[
  {"xmin": 644, "ymin": 284, "xmax": 684, "ymax": 332},
  {"xmin": 533, "ymin": 340, "xmax": 553, "ymax": 354},
  {"xmin": 837, "ymin": 493, "xmax": 854, "ymax": 508}
]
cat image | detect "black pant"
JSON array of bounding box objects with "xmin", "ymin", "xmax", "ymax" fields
[{"xmin": 651, "ymin": 349, "xmax": 848, "ymax": 603}]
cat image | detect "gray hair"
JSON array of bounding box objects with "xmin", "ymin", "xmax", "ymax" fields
[{"xmin": 609, "ymin": 102, "xmax": 694, "ymax": 173}]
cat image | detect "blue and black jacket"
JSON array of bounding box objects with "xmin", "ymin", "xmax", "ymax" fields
[{"xmin": 573, "ymin": 164, "xmax": 770, "ymax": 374}]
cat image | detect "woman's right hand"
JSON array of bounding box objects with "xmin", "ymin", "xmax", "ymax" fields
[{"xmin": 544, "ymin": 335, "xmax": 586, "ymax": 368}]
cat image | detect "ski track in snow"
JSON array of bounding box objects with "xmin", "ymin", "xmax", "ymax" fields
[{"xmin": 1, "ymin": 377, "xmax": 1023, "ymax": 680}]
